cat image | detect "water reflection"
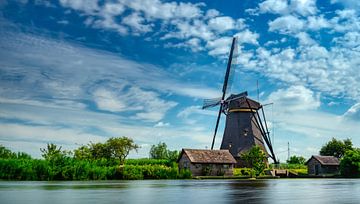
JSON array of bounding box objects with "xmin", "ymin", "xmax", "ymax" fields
[
  {"xmin": 0, "ymin": 179, "xmax": 359, "ymax": 204},
  {"xmin": 226, "ymin": 180, "xmax": 268, "ymax": 203}
]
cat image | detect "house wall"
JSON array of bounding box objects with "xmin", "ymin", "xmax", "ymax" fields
[
  {"xmin": 307, "ymin": 158, "xmax": 339, "ymax": 175},
  {"xmin": 178, "ymin": 154, "xmax": 234, "ymax": 176}
]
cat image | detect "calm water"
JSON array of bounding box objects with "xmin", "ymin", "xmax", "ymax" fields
[{"xmin": 0, "ymin": 179, "xmax": 359, "ymax": 204}]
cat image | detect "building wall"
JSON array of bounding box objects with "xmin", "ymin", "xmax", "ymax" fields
[
  {"xmin": 178, "ymin": 154, "xmax": 234, "ymax": 176},
  {"xmin": 307, "ymin": 158, "xmax": 339, "ymax": 175}
]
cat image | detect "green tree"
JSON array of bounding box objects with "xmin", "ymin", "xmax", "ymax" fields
[
  {"xmin": 150, "ymin": 142, "xmax": 168, "ymax": 159},
  {"xmin": 287, "ymin": 155, "xmax": 306, "ymax": 164},
  {"xmin": 40, "ymin": 143, "xmax": 70, "ymax": 180},
  {"xmin": 340, "ymin": 149, "xmax": 360, "ymax": 178},
  {"xmin": 240, "ymin": 146, "xmax": 267, "ymax": 176},
  {"xmin": 149, "ymin": 142, "xmax": 179, "ymax": 161},
  {"xmin": 320, "ymin": 138, "xmax": 353, "ymax": 158},
  {"xmin": 74, "ymin": 145, "xmax": 92, "ymax": 160},
  {"xmin": 106, "ymin": 137, "xmax": 139, "ymax": 165},
  {"xmin": 0, "ymin": 145, "xmax": 16, "ymax": 159},
  {"xmin": 89, "ymin": 142, "xmax": 111, "ymax": 160}
]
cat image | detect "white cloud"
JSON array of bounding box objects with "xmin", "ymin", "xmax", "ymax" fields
[
  {"xmin": 259, "ymin": 0, "xmax": 288, "ymax": 15},
  {"xmin": 267, "ymin": 85, "xmax": 321, "ymax": 111},
  {"xmin": 259, "ymin": 0, "xmax": 317, "ymax": 16},
  {"xmin": 235, "ymin": 29, "xmax": 259, "ymax": 45},
  {"xmin": 154, "ymin": 121, "xmax": 170, "ymax": 127},
  {"xmin": 296, "ymin": 32, "xmax": 316, "ymax": 45},
  {"xmin": 59, "ymin": 0, "xmax": 99, "ymax": 14},
  {"xmin": 269, "ymin": 15, "xmax": 305, "ymax": 34},
  {"xmin": 307, "ymin": 15, "xmax": 330, "ymax": 30},
  {"xmin": 343, "ymin": 103, "xmax": 360, "ymax": 120},
  {"xmin": 56, "ymin": 0, "xmax": 258, "ymax": 57},
  {"xmin": 93, "ymin": 88, "xmax": 127, "ymax": 112},
  {"xmin": 289, "ymin": 0, "xmax": 317, "ymax": 16},
  {"xmin": 206, "ymin": 37, "xmax": 232, "ymax": 56},
  {"xmin": 331, "ymin": 0, "xmax": 360, "ymax": 10},
  {"xmin": 208, "ymin": 16, "xmax": 235, "ymax": 32},
  {"xmin": 122, "ymin": 12, "xmax": 152, "ymax": 34}
]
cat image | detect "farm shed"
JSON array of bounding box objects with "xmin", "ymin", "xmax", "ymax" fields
[
  {"xmin": 306, "ymin": 155, "xmax": 340, "ymax": 176},
  {"xmin": 178, "ymin": 149, "xmax": 236, "ymax": 176}
]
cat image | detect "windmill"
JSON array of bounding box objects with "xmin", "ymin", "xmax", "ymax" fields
[{"xmin": 202, "ymin": 37, "xmax": 277, "ymax": 166}]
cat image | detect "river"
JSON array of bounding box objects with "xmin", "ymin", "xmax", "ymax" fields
[{"xmin": 0, "ymin": 179, "xmax": 359, "ymax": 204}]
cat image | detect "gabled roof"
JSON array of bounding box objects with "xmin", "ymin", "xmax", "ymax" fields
[
  {"xmin": 179, "ymin": 149, "xmax": 236, "ymax": 164},
  {"xmin": 306, "ymin": 155, "xmax": 340, "ymax": 166}
]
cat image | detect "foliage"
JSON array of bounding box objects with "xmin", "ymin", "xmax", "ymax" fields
[
  {"xmin": 74, "ymin": 137, "xmax": 139, "ymax": 164},
  {"xmin": 287, "ymin": 155, "xmax": 306, "ymax": 165},
  {"xmin": 122, "ymin": 165, "xmax": 180, "ymax": 179},
  {"xmin": 0, "ymin": 141, "xmax": 190, "ymax": 181},
  {"xmin": 289, "ymin": 168, "xmax": 308, "ymax": 176},
  {"xmin": 0, "ymin": 145, "xmax": 32, "ymax": 159},
  {"xmin": 107, "ymin": 137, "xmax": 139, "ymax": 165},
  {"xmin": 0, "ymin": 143, "xmax": 189, "ymax": 180},
  {"xmin": 233, "ymin": 168, "xmax": 253, "ymax": 176},
  {"xmin": 240, "ymin": 146, "xmax": 267, "ymax": 176},
  {"xmin": 320, "ymin": 138, "xmax": 353, "ymax": 158},
  {"xmin": 149, "ymin": 142, "xmax": 179, "ymax": 162},
  {"xmin": 270, "ymin": 163, "xmax": 307, "ymax": 170},
  {"xmin": 340, "ymin": 149, "xmax": 360, "ymax": 178},
  {"xmin": 178, "ymin": 168, "xmax": 192, "ymax": 179},
  {"xmin": 125, "ymin": 158, "xmax": 173, "ymax": 167}
]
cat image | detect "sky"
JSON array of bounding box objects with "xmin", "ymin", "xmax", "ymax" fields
[{"xmin": 0, "ymin": 0, "xmax": 360, "ymax": 162}]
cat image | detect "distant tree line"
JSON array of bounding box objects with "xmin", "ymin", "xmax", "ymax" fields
[{"xmin": 0, "ymin": 137, "xmax": 191, "ymax": 180}]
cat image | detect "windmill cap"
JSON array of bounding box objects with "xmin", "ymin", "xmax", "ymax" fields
[{"xmin": 226, "ymin": 94, "xmax": 261, "ymax": 111}]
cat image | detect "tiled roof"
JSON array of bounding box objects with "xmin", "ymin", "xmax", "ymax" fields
[
  {"xmin": 181, "ymin": 149, "xmax": 236, "ymax": 164},
  {"xmin": 307, "ymin": 155, "xmax": 340, "ymax": 165}
]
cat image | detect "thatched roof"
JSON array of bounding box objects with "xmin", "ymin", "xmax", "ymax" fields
[
  {"xmin": 306, "ymin": 155, "xmax": 340, "ymax": 166},
  {"xmin": 180, "ymin": 149, "xmax": 236, "ymax": 164}
]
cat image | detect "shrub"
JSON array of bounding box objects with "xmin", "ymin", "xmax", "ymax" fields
[{"xmin": 340, "ymin": 149, "xmax": 360, "ymax": 178}]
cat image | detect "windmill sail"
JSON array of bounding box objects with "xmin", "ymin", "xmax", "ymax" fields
[{"xmin": 210, "ymin": 37, "xmax": 238, "ymax": 150}]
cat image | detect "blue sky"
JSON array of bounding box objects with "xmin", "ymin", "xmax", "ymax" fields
[{"xmin": 1, "ymin": 0, "xmax": 360, "ymax": 161}]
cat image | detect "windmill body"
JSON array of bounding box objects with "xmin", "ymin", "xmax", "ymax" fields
[{"xmin": 220, "ymin": 94, "xmax": 269, "ymax": 166}]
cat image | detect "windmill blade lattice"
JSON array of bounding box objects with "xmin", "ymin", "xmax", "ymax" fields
[{"xmin": 202, "ymin": 97, "xmax": 222, "ymax": 109}]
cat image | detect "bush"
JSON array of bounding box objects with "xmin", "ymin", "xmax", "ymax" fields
[
  {"xmin": 125, "ymin": 158, "xmax": 172, "ymax": 166},
  {"xmin": 340, "ymin": 149, "xmax": 360, "ymax": 178},
  {"xmin": 121, "ymin": 165, "xmax": 180, "ymax": 180},
  {"xmin": 287, "ymin": 156, "xmax": 306, "ymax": 165},
  {"xmin": 178, "ymin": 169, "xmax": 192, "ymax": 179},
  {"xmin": 240, "ymin": 146, "xmax": 267, "ymax": 176}
]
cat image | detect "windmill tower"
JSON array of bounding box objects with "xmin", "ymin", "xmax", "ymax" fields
[{"xmin": 202, "ymin": 37, "xmax": 277, "ymax": 167}]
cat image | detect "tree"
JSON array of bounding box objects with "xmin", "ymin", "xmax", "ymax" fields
[
  {"xmin": 106, "ymin": 137, "xmax": 139, "ymax": 165},
  {"xmin": 340, "ymin": 148, "xmax": 360, "ymax": 178},
  {"xmin": 74, "ymin": 145, "xmax": 92, "ymax": 160},
  {"xmin": 40, "ymin": 143, "xmax": 70, "ymax": 180},
  {"xmin": 40, "ymin": 143, "xmax": 64, "ymax": 160},
  {"xmin": 89, "ymin": 142, "xmax": 111, "ymax": 159},
  {"xmin": 149, "ymin": 142, "xmax": 179, "ymax": 161},
  {"xmin": 150, "ymin": 142, "xmax": 168, "ymax": 159},
  {"xmin": 240, "ymin": 146, "xmax": 267, "ymax": 176},
  {"xmin": 320, "ymin": 138, "xmax": 353, "ymax": 158},
  {"xmin": 0, "ymin": 145, "xmax": 16, "ymax": 159},
  {"xmin": 287, "ymin": 155, "xmax": 306, "ymax": 164}
]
